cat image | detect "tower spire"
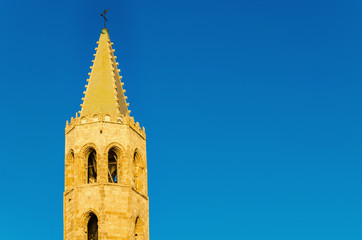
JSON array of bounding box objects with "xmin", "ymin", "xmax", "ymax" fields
[
  {"xmin": 80, "ymin": 28, "xmax": 129, "ymax": 118},
  {"xmin": 64, "ymin": 25, "xmax": 149, "ymax": 240}
]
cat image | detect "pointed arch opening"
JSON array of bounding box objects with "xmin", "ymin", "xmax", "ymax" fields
[
  {"xmin": 108, "ymin": 149, "xmax": 118, "ymax": 183},
  {"xmin": 133, "ymin": 151, "xmax": 145, "ymax": 193},
  {"xmin": 87, "ymin": 150, "xmax": 97, "ymax": 183},
  {"xmin": 87, "ymin": 212, "xmax": 98, "ymax": 240}
]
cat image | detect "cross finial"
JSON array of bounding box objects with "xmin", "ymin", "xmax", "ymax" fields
[{"xmin": 101, "ymin": 9, "xmax": 109, "ymax": 28}]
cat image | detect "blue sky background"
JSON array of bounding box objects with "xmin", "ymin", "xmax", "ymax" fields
[{"xmin": 0, "ymin": 0, "xmax": 361, "ymax": 239}]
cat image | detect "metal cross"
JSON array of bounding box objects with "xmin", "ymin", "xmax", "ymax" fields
[{"xmin": 101, "ymin": 9, "xmax": 109, "ymax": 28}]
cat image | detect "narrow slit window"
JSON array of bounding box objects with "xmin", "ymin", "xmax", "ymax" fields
[
  {"xmin": 135, "ymin": 217, "xmax": 142, "ymax": 240},
  {"xmin": 108, "ymin": 150, "xmax": 117, "ymax": 183},
  {"xmin": 88, "ymin": 150, "xmax": 97, "ymax": 183}
]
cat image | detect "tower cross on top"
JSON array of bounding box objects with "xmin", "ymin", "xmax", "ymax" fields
[{"xmin": 101, "ymin": 9, "xmax": 109, "ymax": 28}]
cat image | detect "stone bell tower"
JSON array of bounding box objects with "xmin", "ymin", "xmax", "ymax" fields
[{"xmin": 64, "ymin": 28, "xmax": 149, "ymax": 240}]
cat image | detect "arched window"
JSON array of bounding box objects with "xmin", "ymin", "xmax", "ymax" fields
[
  {"xmin": 88, "ymin": 150, "xmax": 97, "ymax": 183},
  {"xmin": 87, "ymin": 213, "xmax": 98, "ymax": 240},
  {"xmin": 133, "ymin": 151, "xmax": 144, "ymax": 193},
  {"xmin": 108, "ymin": 149, "xmax": 117, "ymax": 183},
  {"xmin": 135, "ymin": 217, "xmax": 143, "ymax": 240}
]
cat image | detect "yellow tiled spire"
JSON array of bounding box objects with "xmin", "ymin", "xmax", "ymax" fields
[{"xmin": 80, "ymin": 28, "xmax": 129, "ymax": 117}]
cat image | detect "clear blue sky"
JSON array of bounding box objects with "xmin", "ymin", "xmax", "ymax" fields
[{"xmin": 0, "ymin": 0, "xmax": 361, "ymax": 239}]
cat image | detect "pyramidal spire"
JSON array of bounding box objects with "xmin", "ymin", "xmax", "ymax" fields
[{"xmin": 80, "ymin": 28, "xmax": 129, "ymax": 118}]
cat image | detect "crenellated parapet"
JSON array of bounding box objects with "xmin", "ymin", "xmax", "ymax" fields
[{"xmin": 65, "ymin": 112, "xmax": 146, "ymax": 138}]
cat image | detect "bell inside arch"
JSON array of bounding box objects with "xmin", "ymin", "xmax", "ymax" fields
[
  {"xmin": 88, "ymin": 150, "xmax": 97, "ymax": 183},
  {"xmin": 108, "ymin": 150, "xmax": 117, "ymax": 183}
]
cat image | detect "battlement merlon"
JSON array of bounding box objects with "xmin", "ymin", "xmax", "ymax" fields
[{"xmin": 65, "ymin": 113, "xmax": 146, "ymax": 139}]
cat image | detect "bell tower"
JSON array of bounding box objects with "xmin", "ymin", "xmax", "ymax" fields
[{"xmin": 64, "ymin": 28, "xmax": 149, "ymax": 240}]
